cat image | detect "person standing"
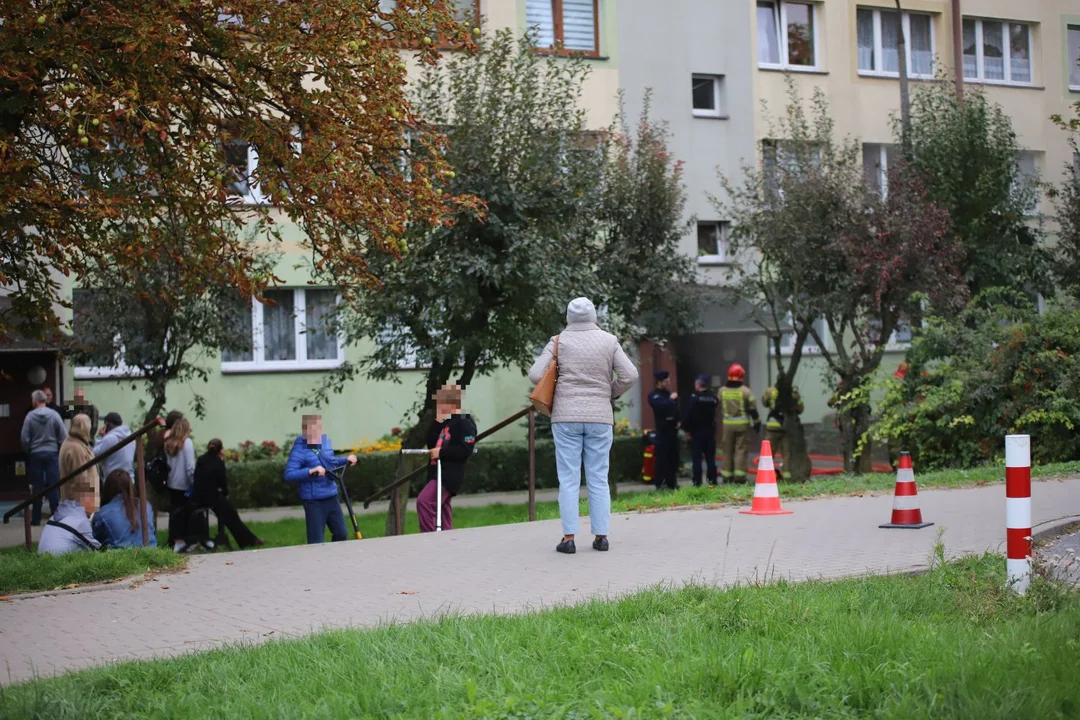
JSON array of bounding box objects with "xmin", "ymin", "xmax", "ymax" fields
[
  {"xmin": 647, "ymin": 370, "xmax": 680, "ymax": 491},
  {"xmin": 94, "ymin": 412, "xmax": 136, "ymax": 483},
  {"xmin": 283, "ymin": 415, "xmax": 358, "ymax": 544},
  {"xmin": 164, "ymin": 417, "xmax": 196, "ymax": 551},
  {"xmin": 720, "ymin": 363, "xmax": 760, "ymax": 484},
  {"xmin": 59, "ymin": 414, "xmax": 100, "ymax": 512},
  {"xmin": 20, "ymin": 390, "xmax": 67, "ymax": 525},
  {"xmin": 528, "ymin": 297, "xmax": 638, "ymax": 555},
  {"xmin": 193, "ymin": 439, "xmax": 263, "ymax": 548},
  {"xmin": 683, "ymin": 374, "xmax": 719, "ymax": 487},
  {"xmin": 416, "ymin": 385, "xmax": 477, "ymax": 533},
  {"xmin": 761, "ymin": 385, "xmax": 803, "ymax": 480}
]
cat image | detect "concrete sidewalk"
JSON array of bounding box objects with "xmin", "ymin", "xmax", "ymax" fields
[{"xmin": 2, "ymin": 477, "xmax": 1078, "ymax": 686}]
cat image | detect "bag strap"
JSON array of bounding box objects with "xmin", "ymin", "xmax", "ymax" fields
[
  {"xmin": 553, "ymin": 335, "xmax": 560, "ymax": 373},
  {"xmin": 46, "ymin": 519, "xmax": 102, "ymax": 551}
]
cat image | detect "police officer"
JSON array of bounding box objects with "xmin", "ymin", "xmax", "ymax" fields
[
  {"xmin": 761, "ymin": 385, "xmax": 803, "ymax": 480},
  {"xmin": 683, "ymin": 374, "xmax": 719, "ymax": 486},
  {"xmin": 648, "ymin": 370, "xmax": 679, "ymax": 491},
  {"xmin": 720, "ymin": 363, "xmax": 760, "ymax": 484}
]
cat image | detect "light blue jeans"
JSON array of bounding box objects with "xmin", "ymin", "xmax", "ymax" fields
[{"xmin": 552, "ymin": 422, "xmax": 613, "ymax": 537}]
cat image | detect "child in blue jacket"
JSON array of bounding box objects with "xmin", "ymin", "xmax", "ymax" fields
[{"xmin": 283, "ymin": 415, "xmax": 357, "ymax": 544}]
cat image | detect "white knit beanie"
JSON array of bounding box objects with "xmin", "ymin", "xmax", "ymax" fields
[{"xmin": 566, "ymin": 297, "xmax": 597, "ymax": 325}]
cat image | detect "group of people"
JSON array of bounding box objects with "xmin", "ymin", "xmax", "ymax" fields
[{"xmin": 647, "ymin": 364, "xmax": 804, "ymax": 488}]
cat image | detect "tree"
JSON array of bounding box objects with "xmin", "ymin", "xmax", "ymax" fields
[
  {"xmin": 1049, "ymin": 102, "xmax": 1080, "ymax": 300},
  {"xmin": 0, "ymin": 0, "xmax": 478, "ymax": 343},
  {"xmin": 69, "ymin": 219, "xmax": 278, "ymax": 424},
  {"xmin": 717, "ymin": 83, "xmax": 851, "ymax": 481},
  {"xmin": 590, "ymin": 92, "xmax": 698, "ymax": 342},
  {"xmin": 901, "ymin": 82, "xmax": 1049, "ymax": 299}
]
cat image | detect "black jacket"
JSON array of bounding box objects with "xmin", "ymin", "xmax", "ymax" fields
[
  {"xmin": 683, "ymin": 390, "xmax": 719, "ymax": 436},
  {"xmin": 648, "ymin": 390, "xmax": 679, "ymax": 435},
  {"xmin": 425, "ymin": 414, "xmax": 478, "ymax": 496},
  {"xmin": 193, "ymin": 452, "xmax": 229, "ymax": 507}
]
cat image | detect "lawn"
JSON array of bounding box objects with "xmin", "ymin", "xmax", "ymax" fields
[
  {"xmin": 0, "ymin": 547, "xmax": 185, "ymax": 597},
  {"xmin": 1, "ymin": 552, "xmax": 1077, "ymax": 718}
]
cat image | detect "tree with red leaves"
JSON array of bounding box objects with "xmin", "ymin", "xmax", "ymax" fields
[{"xmin": 0, "ymin": 0, "xmax": 479, "ymax": 342}]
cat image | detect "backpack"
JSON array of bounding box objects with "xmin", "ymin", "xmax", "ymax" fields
[{"xmin": 146, "ymin": 447, "xmax": 171, "ymax": 490}]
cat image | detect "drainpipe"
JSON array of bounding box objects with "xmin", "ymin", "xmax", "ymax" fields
[{"xmin": 951, "ymin": 0, "xmax": 964, "ymax": 98}]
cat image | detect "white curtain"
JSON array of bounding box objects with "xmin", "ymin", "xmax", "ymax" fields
[
  {"xmin": 962, "ymin": 19, "xmax": 978, "ymax": 79},
  {"xmin": 757, "ymin": 2, "xmax": 780, "ymax": 64},
  {"xmin": 856, "ymin": 10, "xmax": 875, "ymax": 71},
  {"xmin": 1009, "ymin": 24, "xmax": 1031, "ymax": 83},
  {"xmin": 1071, "ymin": 28, "xmax": 1080, "ymax": 87},
  {"xmin": 262, "ymin": 290, "xmax": 296, "ymax": 361},
  {"xmin": 222, "ymin": 299, "xmax": 254, "ymax": 363},
  {"xmin": 909, "ymin": 14, "xmax": 932, "ymax": 75},
  {"xmin": 982, "ymin": 21, "xmax": 1005, "ymax": 81},
  {"xmin": 304, "ymin": 290, "xmax": 338, "ymax": 361},
  {"xmin": 561, "ymin": 0, "xmax": 596, "ymax": 52},
  {"xmin": 525, "ymin": 0, "xmax": 556, "ymax": 49},
  {"xmin": 880, "ymin": 11, "xmax": 900, "ymax": 74}
]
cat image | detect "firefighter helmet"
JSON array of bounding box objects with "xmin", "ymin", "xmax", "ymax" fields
[{"xmin": 727, "ymin": 363, "xmax": 745, "ymax": 381}]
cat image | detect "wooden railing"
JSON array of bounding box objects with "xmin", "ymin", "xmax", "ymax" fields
[
  {"xmin": 361, "ymin": 407, "xmax": 538, "ymax": 533},
  {"xmin": 4, "ymin": 417, "xmax": 164, "ymax": 550}
]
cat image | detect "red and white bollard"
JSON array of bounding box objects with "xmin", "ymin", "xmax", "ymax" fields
[{"xmin": 1005, "ymin": 434, "xmax": 1032, "ymax": 594}]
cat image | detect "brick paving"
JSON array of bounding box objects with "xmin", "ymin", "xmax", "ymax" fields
[{"xmin": 1, "ymin": 478, "xmax": 1078, "ymax": 686}]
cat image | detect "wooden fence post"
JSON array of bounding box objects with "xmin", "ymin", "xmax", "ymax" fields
[
  {"xmin": 136, "ymin": 436, "xmax": 149, "ymax": 546},
  {"xmin": 527, "ymin": 408, "xmax": 536, "ymax": 522}
]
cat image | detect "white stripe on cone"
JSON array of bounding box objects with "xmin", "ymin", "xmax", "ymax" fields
[
  {"xmin": 892, "ymin": 494, "xmax": 921, "ymax": 511},
  {"xmin": 896, "ymin": 468, "xmax": 915, "ymax": 483},
  {"xmin": 753, "ymin": 483, "xmax": 779, "ymax": 498},
  {"xmin": 1006, "ymin": 497, "xmax": 1032, "ymax": 529},
  {"xmin": 758, "ymin": 455, "xmax": 775, "ymax": 472},
  {"xmin": 1005, "ymin": 435, "xmax": 1030, "ymax": 468}
]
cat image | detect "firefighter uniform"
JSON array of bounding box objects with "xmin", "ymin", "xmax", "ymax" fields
[
  {"xmin": 720, "ymin": 364, "xmax": 759, "ymax": 484},
  {"xmin": 683, "ymin": 375, "xmax": 719, "ymax": 486},
  {"xmin": 648, "ymin": 371, "xmax": 680, "ymax": 490},
  {"xmin": 761, "ymin": 386, "xmax": 803, "ymax": 480}
]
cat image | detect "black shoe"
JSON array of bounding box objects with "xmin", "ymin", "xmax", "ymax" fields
[
  {"xmin": 592, "ymin": 536, "xmax": 609, "ymax": 552},
  {"xmin": 556, "ymin": 538, "xmax": 576, "ymax": 554},
  {"xmin": 30, "ymin": 521, "xmax": 41, "ymax": 527}
]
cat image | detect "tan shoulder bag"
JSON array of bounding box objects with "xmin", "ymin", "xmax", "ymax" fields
[{"xmin": 528, "ymin": 336, "xmax": 559, "ymax": 416}]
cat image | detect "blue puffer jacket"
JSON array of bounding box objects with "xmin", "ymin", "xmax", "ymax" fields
[{"xmin": 283, "ymin": 437, "xmax": 348, "ymax": 502}]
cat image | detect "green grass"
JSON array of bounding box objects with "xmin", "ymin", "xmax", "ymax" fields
[
  {"xmin": 2, "ymin": 552, "xmax": 1077, "ymax": 718},
  {"xmin": 0, "ymin": 547, "xmax": 185, "ymax": 596}
]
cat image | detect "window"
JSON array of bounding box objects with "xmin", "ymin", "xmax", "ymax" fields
[
  {"xmin": 697, "ymin": 221, "xmax": 731, "ymax": 264},
  {"xmin": 870, "ymin": 316, "xmax": 914, "ymax": 348},
  {"xmin": 223, "ymin": 135, "xmax": 266, "ymax": 205},
  {"xmin": 1069, "ymin": 26, "xmax": 1080, "ymax": 90},
  {"xmin": 862, "ymin": 143, "xmax": 899, "ymax": 197},
  {"xmin": 1016, "ymin": 151, "xmax": 1040, "ymax": 215},
  {"xmin": 857, "ymin": 8, "xmax": 934, "ymax": 78},
  {"xmin": 525, "ymin": 0, "xmax": 599, "ymax": 56},
  {"xmin": 72, "ymin": 289, "xmax": 147, "ymax": 379},
  {"xmin": 221, "ymin": 288, "xmax": 343, "ymax": 372},
  {"xmin": 757, "ymin": 2, "xmax": 817, "ymax": 70},
  {"xmin": 962, "ymin": 19, "xmax": 1033, "ymax": 85},
  {"xmin": 378, "ymin": 0, "xmax": 479, "ymax": 43},
  {"xmin": 691, "ymin": 75, "xmax": 725, "ymax": 118},
  {"xmin": 776, "ymin": 315, "xmax": 828, "ymax": 355}
]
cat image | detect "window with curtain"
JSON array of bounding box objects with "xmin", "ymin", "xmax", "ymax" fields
[
  {"xmin": 757, "ymin": 2, "xmax": 816, "ymax": 69},
  {"xmin": 222, "ymin": 288, "xmax": 342, "ymax": 372},
  {"xmin": 857, "ymin": 8, "xmax": 935, "ymax": 78},
  {"xmin": 962, "ymin": 18, "xmax": 1033, "ymax": 85},
  {"xmin": 696, "ymin": 221, "xmax": 731, "ymax": 263},
  {"xmin": 862, "ymin": 143, "xmax": 898, "ymax": 198},
  {"xmin": 1016, "ymin": 151, "xmax": 1040, "ymax": 215},
  {"xmin": 1070, "ymin": 26, "xmax": 1080, "ymax": 89},
  {"xmin": 525, "ymin": 0, "xmax": 598, "ymax": 55}
]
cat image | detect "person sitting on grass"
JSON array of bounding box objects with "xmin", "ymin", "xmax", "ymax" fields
[
  {"xmin": 93, "ymin": 469, "xmax": 156, "ymax": 549},
  {"xmin": 193, "ymin": 439, "xmax": 264, "ymax": 549},
  {"xmin": 38, "ymin": 465, "xmax": 100, "ymax": 555},
  {"xmin": 283, "ymin": 415, "xmax": 357, "ymax": 545},
  {"xmin": 416, "ymin": 385, "xmax": 477, "ymax": 533}
]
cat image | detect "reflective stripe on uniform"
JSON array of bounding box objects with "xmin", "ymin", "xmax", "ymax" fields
[{"xmin": 766, "ymin": 420, "xmax": 783, "ymax": 430}]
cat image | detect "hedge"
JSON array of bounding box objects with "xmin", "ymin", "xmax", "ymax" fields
[{"xmin": 222, "ymin": 436, "xmax": 647, "ymax": 510}]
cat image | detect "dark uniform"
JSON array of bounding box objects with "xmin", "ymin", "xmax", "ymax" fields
[
  {"xmin": 683, "ymin": 375, "xmax": 719, "ymax": 486},
  {"xmin": 648, "ymin": 371, "xmax": 679, "ymax": 490}
]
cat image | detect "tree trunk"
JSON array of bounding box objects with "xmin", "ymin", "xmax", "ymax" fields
[
  {"xmin": 385, "ymin": 417, "xmax": 431, "ymax": 536},
  {"xmin": 785, "ymin": 413, "xmax": 812, "ymax": 482},
  {"xmin": 839, "ymin": 402, "xmax": 873, "ymax": 474}
]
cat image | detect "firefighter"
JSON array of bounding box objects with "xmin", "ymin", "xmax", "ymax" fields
[
  {"xmin": 647, "ymin": 370, "xmax": 680, "ymax": 491},
  {"xmin": 761, "ymin": 385, "xmax": 803, "ymax": 480},
  {"xmin": 720, "ymin": 363, "xmax": 760, "ymax": 484},
  {"xmin": 683, "ymin": 374, "xmax": 719, "ymax": 486}
]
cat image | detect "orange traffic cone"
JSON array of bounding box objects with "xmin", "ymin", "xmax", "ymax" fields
[
  {"xmin": 739, "ymin": 441, "xmax": 793, "ymax": 516},
  {"xmin": 879, "ymin": 452, "xmax": 933, "ymax": 529}
]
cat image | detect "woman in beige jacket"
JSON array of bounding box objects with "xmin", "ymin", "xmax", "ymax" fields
[{"xmin": 59, "ymin": 413, "xmax": 99, "ymax": 510}]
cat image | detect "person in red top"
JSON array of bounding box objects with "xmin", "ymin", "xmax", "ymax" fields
[{"xmin": 416, "ymin": 385, "xmax": 477, "ymax": 533}]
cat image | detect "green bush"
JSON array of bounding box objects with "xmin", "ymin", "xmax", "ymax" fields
[
  {"xmin": 222, "ymin": 437, "xmax": 647, "ymax": 509},
  {"xmin": 871, "ymin": 291, "xmax": 1080, "ymax": 469}
]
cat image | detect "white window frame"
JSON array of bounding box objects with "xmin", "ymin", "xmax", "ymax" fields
[
  {"xmin": 221, "ymin": 288, "xmax": 345, "ymax": 373},
  {"xmin": 225, "ymin": 128, "xmax": 302, "ymax": 206},
  {"xmin": 691, "ymin": 75, "xmax": 724, "ymax": 118},
  {"xmin": 863, "ymin": 143, "xmax": 895, "ymax": 199},
  {"xmin": 1016, "ymin": 150, "xmax": 1041, "ymax": 216},
  {"xmin": 962, "ymin": 18, "xmax": 1035, "ymax": 87},
  {"xmin": 774, "ymin": 314, "xmax": 828, "ymax": 356},
  {"xmin": 757, "ymin": 1, "xmax": 819, "ymax": 72},
  {"xmin": 856, "ymin": 8, "xmax": 936, "ymax": 80},
  {"xmin": 74, "ymin": 333, "xmax": 146, "ymax": 379},
  {"xmin": 696, "ymin": 221, "xmax": 731, "ymax": 265},
  {"xmin": 1068, "ymin": 25, "xmax": 1080, "ymax": 92}
]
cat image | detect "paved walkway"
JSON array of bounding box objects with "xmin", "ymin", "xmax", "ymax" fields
[{"xmin": 2, "ymin": 478, "xmax": 1079, "ymax": 686}]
